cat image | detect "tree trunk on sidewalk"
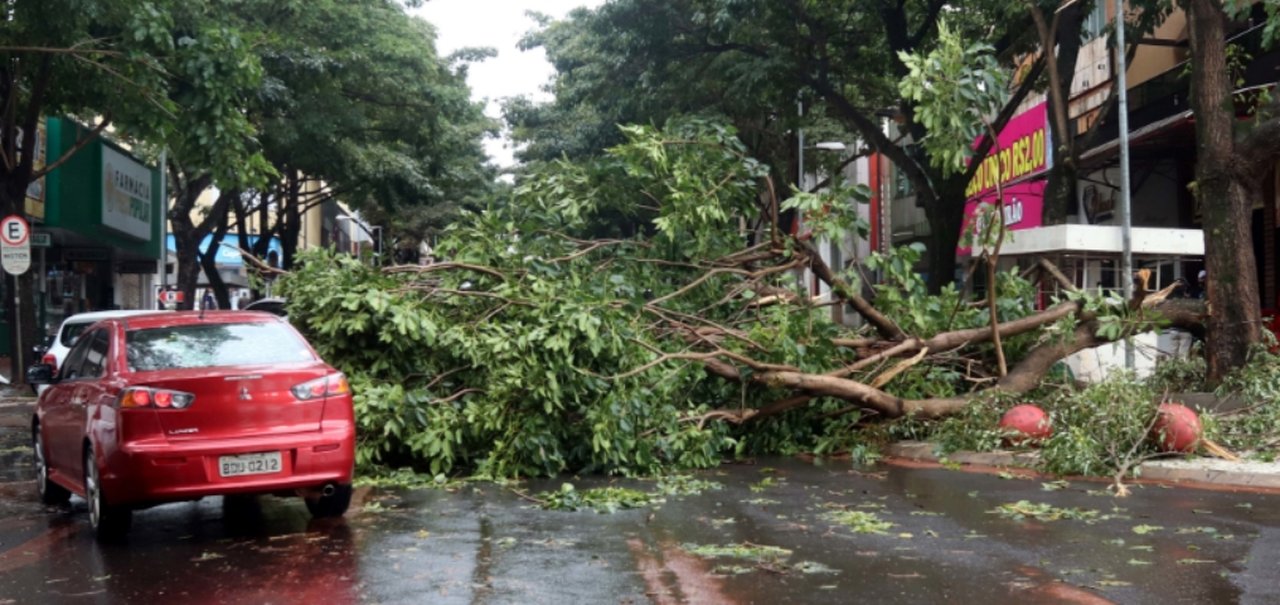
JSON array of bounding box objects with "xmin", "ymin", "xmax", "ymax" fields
[
  {"xmin": 1183, "ymin": 0, "xmax": 1262, "ymax": 382},
  {"xmin": 167, "ymin": 169, "xmax": 212, "ymax": 311},
  {"xmin": 1035, "ymin": 2, "xmax": 1085, "ymax": 227},
  {"xmin": 200, "ymin": 190, "xmax": 239, "ymax": 309},
  {"xmin": 281, "ymin": 172, "xmax": 302, "ymax": 270}
]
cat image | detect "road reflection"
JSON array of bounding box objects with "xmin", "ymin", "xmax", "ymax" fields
[
  {"xmin": 2, "ymin": 457, "xmax": 1279, "ymax": 604},
  {"xmin": 0, "ymin": 495, "xmax": 361, "ymax": 604}
]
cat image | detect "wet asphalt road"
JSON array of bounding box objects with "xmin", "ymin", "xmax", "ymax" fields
[{"xmin": 2, "ymin": 406, "xmax": 1280, "ymax": 604}]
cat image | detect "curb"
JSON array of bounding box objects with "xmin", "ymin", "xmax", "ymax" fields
[
  {"xmin": 886, "ymin": 441, "xmax": 1041, "ymax": 468},
  {"xmin": 1138, "ymin": 458, "xmax": 1280, "ymax": 489},
  {"xmin": 885, "ymin": 440, "xmax": 1280, "ymax": 492}
]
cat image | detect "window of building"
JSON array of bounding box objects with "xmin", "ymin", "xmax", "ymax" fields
[
  {"xmin": 1082, "ymin": 1, "xmax": 1108, "ymax": 41},
  {"xmin": 893, "ymin": 166, "xmax": 914, "ymax": 198}
]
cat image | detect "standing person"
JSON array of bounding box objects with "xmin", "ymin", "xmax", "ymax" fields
[{"xmin": 201, "ymin": 289, "xmax": 217, "ymax": 310}]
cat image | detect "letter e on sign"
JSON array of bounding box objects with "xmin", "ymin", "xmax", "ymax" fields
[{"xmin": 1, "ymin": 214, "xmax": 31, "ymax": 275}]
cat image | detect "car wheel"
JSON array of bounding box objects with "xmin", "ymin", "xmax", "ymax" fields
[
  {"xmin": 33, "ymin": 426, "xmax": 70, "ymax": 505},
  {"xmin": 304, "ymin": 483, "xmax": 352, "ymax": 518},
  {"xmin": 84, "ymin": 448, "xmax": 131, "ymax": 541}
]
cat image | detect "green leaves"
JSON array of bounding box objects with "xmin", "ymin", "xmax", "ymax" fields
[
  {"xmin": 536, "ymin": 483, "xmax": 657, "ymax": 513},
  {"xmin": 990, "ymin": 500, "xmax": 1100, "ymax": 522},
  {"xmin": 897, "ymin": 19, "xmax": 1011, "ymax": 177},
  {"xmin": 781, "ymin": 183, "xmax": 871, "ymax": 242}
]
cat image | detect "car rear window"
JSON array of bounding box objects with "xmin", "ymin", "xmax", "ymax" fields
[{"xmin": 126, "ymin": 322, "xmax": 316, "ymax": 372}]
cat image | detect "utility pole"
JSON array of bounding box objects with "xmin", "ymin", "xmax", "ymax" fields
[{"xmin": 1115, "ymin": 0, "xmax": 1135, "ymax": 369}]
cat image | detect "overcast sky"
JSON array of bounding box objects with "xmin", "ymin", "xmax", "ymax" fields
[{"xmin": 411, "ymin": 1, "xmax": 606, "ymax": 168}]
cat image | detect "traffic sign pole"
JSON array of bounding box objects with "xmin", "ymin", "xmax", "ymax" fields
[{"xmin": 0, "ymin": 215, "xmax": 28, "ymax": 384}]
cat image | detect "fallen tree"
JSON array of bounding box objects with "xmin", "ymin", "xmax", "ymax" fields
[{"xmin": 274, "ymin": 120, "xmax": 1208, "ymax": 478}]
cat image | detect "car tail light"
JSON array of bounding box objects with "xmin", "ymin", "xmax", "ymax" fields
[
  {"xmin": 120, "ymin": 387, "xmax": 195, "ymax": 409},
  {"xmin": 41, "ymin": 353, "xmax": 56, "ymax": 369},
  {"xmin": 291, "ymin": 373, "xmax": 350, "ymax": 400}
]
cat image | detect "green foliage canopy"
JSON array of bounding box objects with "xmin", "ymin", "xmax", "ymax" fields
[{"xmin": 279, "ymin": 119, "xmax": 1042, "ymax": 478}]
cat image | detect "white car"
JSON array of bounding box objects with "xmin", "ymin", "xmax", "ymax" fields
[{"xmin": 36, "ymin": 310, "xmax": 169, "ymax": 394}]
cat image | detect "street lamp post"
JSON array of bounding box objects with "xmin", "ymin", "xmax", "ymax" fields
[{"xmin": 1115, "ymin": 0, "xmax": 1135, "ymax": 369}]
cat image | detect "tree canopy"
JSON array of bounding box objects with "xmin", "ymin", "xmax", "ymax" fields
[
  {"xmin": 508, "ymin": 0, "xmax": 1046, "ymax": 292},
  {"xmin": 0, "ymin": 0, "xmax": 272, "ymax": 377},
  {"xmin": 162, "ymin": 0, "xmax": 496, "ymax": 307}
]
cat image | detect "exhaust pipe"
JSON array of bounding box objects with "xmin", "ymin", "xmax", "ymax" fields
[{"xmin": 297, "ymin": 483, "xmax": 338, "ymax": 499}]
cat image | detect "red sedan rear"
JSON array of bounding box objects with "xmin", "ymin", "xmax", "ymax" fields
[{"xmin": 29, "ymin": 311, "xmax": 355, "ymax": 540}]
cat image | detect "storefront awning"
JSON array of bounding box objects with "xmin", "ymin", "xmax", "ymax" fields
[{"xmin": 165, "ymin": 234, "xmax": 282, "ymax": 267}]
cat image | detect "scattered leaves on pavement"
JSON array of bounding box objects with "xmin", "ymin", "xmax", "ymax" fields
[
  {"xmin": 990, "ymin": 501, "xmax": 1099, "ymax": 522},
  {"xmin": 826, "ymin": 510, "xmax": 895, "ymax": 534}
]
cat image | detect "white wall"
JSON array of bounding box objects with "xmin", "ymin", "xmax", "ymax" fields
[{"xmin": 1064, "ymin": 329, "xmax": 1196, "ymax": 382}]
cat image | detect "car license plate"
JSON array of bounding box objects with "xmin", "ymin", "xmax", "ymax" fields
[{"xmin": 218, "ymin": 452, "xmax": 282, "ymax": 477}]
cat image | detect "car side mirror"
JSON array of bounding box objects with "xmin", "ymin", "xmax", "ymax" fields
[{"xmin": 26, "ymin": 363, "xmax": 55, "ymax": 385}]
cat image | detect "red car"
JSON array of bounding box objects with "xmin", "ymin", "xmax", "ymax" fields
[{"xmin": 28, "ymin": 311, "xmax": 355, "ymax": 540}]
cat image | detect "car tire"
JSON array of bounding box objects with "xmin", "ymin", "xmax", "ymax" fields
[
  {"xmin": 33, "ymin": 425, "xmax": 70, "ymax": 505},
  {"xmin": 85, "ymin": 448, "xmax": 131, "ymax": 541},
  {"xmin": 304, "ymin": 483, "xmax": 352, "ymax": 518}
]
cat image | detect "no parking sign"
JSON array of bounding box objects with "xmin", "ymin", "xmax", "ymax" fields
[{"xmin": 0, "ymin": 215, "xmax": 30, "ymax": 275}]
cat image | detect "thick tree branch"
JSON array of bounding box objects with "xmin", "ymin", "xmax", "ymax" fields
[{"xmin": 31, "ymin": 115, "xmax": 112, "ymax": 180}]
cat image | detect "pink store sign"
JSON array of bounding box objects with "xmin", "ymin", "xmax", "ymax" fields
[{"xmin": 957, "ymin": 102, "xmax": 1051, "ymax": 255}]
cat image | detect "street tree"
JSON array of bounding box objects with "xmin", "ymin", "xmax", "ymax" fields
[
  {"xmin": 165, "ymin": 0, "xmax": 494, "ymax": 307},
  {"xmin": 511, "ymin": 0, "xmax": 1056, "ymax": 293},
  {"xmin": 0, "ymin": 0, "xmax": 264, "ymax": 377},
  {"xmin": 1177, "ymin": 0, "xmax": 1278, "ymax": 380}
]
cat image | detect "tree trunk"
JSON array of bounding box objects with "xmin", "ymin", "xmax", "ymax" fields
[
  {"xmin": 921, "ymin": 178, "xmax": 966, "ymax": 293},
  {"xmin": 173, "ymin": 231, "xmax": 203, "ymax": 311},
  {"xmin": 1038, "ymin": 3, "xmax": 1085, "ymax": 226},
  {"xmin": 281, "ymin": 171, "xmax": 302, "ymax": 270},
  {"xmin": 1184, "ymin": 0, "xmax": 1262, "ymax": 381},
  {"xmin": 233, "ymin": 191, "xmax": 263, "ymax": 299},
  {"xmin": 199, "ymin": 189, "xmax": 240, "ymax": 310},
  {"xmin": 167, "ymin": 170, "xmax": 237, "ymax": 311}
]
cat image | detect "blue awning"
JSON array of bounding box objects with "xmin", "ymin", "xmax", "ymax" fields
[{"xmin": 165, "ymin": 234, "xmax": 283, "ymax": 267}]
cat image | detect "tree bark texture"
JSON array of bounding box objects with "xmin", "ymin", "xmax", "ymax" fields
[
  {"xmin": 1034, "ymin": 3, "xmax": 1085, "ymax": 226},
  {"xmin": 1183, "ymin": 0, "xmax": 1262, "ymax": 382},
  {"xmin": 282, "ymin": 171, "xmax": 302, "ymax": 270},
  {"xmin": 200, "ymin": 212, "xmax": 231, "ymax": 310},
  {"xmin": 167, "ymin": 170, "xmax": 229, "ymax": 310}
]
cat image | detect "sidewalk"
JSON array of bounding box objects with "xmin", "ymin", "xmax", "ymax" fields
[{"xmin": 886, "ymin": 440, "xmax": 1280, "ymax": 493}]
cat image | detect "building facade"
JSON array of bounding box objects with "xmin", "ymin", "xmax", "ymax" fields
[
  {"xmin": 885, "ymin": 5, "xmax": 1280, "ymax": 307},
  {"xmin": 8, "ymin": 117, "xmax": 164, "ymax": 345}
]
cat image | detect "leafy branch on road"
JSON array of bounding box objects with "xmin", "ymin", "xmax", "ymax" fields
[{"xmin": 277, "ymin": 119, "xmax": 1209, "ymax": 480}]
